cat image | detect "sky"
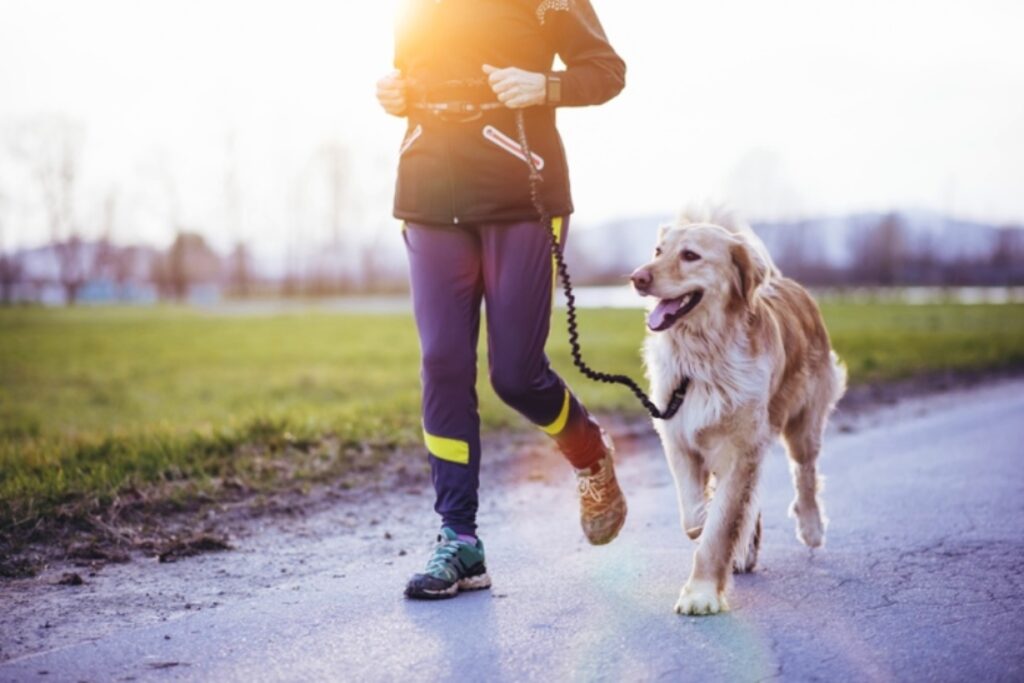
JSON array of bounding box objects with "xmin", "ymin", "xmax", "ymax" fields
[{"xmin": 0, "ymin": 0, "xmax": 1022, "ymax": 261}]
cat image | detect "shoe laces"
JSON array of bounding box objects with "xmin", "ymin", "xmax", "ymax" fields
[
  {"xmin": 425, "ymin": 537, "xmax": 463, "ymax": 578},
  {"xmin": 577, "ymin": 470, "xmax": 604, "ymax": 503}
]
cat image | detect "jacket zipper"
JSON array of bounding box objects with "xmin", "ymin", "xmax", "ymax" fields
[
  {"xmin": 442, "ymin": 122, "xmax": 459, "ymax": 224},
  {"xmin": 430, "ymin": 0, "xmax": 457, "ymax": 223}
]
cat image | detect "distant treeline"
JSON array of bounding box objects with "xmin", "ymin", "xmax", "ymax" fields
[
  {"xmin": 565, "ymin": 211, "xmax": 1024, "ymax": 289},
  {"xmin": 760, "ymin": 213, "xmax": 1024, "ymax": 287},
  {"xmin": 0, "ymin": 231, "xmax": 409, "ymax": 306},
  {"xmin": 2, "ymin": 211, "xmax": 1023, "ymax": 306}
]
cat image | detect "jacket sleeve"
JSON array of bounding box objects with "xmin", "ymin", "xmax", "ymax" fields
[{"xmin": 542, "ymin": 0, "xmax": 626, "ymax": 107}]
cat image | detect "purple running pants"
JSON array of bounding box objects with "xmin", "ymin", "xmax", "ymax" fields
[{"xmin": 403, "ymin": 218, "xmax": 586, "ymax": 536}]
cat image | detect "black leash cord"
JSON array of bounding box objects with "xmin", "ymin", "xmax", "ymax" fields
[{"xmin": 512, "ymin": 109, "xmax": 689, "ymax": 420}]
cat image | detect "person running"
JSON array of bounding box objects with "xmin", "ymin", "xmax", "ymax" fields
[{"xmin": 376, "ymin": 0, "xmax": 627, "ymax": 600}]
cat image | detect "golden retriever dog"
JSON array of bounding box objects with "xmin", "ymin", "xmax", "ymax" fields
[{"xmin": 630, "ymin": 205, "xmax": 846, "ymax": 616}]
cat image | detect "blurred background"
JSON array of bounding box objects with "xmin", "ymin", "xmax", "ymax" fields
[{"xmin": 1, "ymin": 0, "xmax": 1022, "ymax": 306}]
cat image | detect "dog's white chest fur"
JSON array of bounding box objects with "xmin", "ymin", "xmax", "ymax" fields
[{"xmin": 645, "ymin": 328, "xmax": 772, "ymax": 463}]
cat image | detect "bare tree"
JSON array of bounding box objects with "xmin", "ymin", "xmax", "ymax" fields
[
  {"xmin": 991, "ymin": 226, "xmax": 1024, "ymax": 286},
  {"xmin": 91, "ymin": 189, "xmax": 119, "ymax": 292},
  {"xmin": 874, "ymin": 213, "xmax": 906, "ymax": 285},
  {"xmin": 322, "ymin": 141, "xmax": 348, "ymax": 251},
  {"xmin": 0, "ymin": 188, "xmax": 23, "ymax": 304},
  {"xmin": 848, "ymin": 212, "xmax": 907, "ymax": 285},
  {"xmin": 0, "ymin": 253, "xmax": 23, "ymax": 304},
  {"xmin": 227, "ymin": 241, "xmax": 253, "ymax": 297},
  {"xmin": 151, "ymin": 230, "xmax": 222, "ymax": 301},
  {"xmin": 10, "ymin": 117, "xmax": 87, "ymax": 304},
  {"xmin": 313, "ymin": 141, "xmax": 351, "ymax": 292}
]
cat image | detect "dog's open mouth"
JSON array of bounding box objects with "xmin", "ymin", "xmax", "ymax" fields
[{"xmin": 647, "ymin": 290, "xmax": 704, "ymax": 331}]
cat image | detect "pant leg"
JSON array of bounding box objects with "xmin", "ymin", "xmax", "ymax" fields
[
  {"xmin": 403, "ymin": 222, "xmax": 483, "ymax": 536},
  {"xmin": 480, "ymin": 217, "xmax": 589, "ymax": 438}
]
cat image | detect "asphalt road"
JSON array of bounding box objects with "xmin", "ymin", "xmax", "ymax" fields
[{"xmin": 3, "ymin": 378, "xmax": 1023, "ymax": 682}]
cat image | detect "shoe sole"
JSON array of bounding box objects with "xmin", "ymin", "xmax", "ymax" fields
[
  {"xmin": 405, "ymin": 573, "xmax": 492, "ymax": 600},
  {"xmin": 585, "ymin": 500, "xmax": 628, "ymax": 546}
]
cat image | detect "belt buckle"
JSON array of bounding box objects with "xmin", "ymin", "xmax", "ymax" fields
[{"xmin": 436, "ymin": 101, "xmax": 482, "ymax": 123}]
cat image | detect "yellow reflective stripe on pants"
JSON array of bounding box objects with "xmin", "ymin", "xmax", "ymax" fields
[
  {"xmin": 539, "ymin": 387, "xmax": 571, "ymax": 436},
  {"xmin": 423, "ymin": 427, "xmax": 470, "ymax": 465},
  {"xmin": 550, "ymin": 216, "xmax": 564, "ymax": 298}
]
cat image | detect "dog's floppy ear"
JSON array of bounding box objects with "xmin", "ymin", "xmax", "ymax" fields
[
  {"xmin": 730, "ymin": 238, "xmax": 767, "ymax": 307},
  {"xmin": 657, "ymin": 223, "xmax": 671, "ymax": 243}
]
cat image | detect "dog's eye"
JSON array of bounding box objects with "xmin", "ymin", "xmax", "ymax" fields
[
  {"xmin": 654, "ymin": 247, "xmax": 663, "ymax": 257},
  {"xmin": 681, "ymin": 249, "xmax": 701, "ymax": 262}
]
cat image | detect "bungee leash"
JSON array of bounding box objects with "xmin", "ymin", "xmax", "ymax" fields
[{"xmin": 511, "ymin": 109, "xmax": 689, "ymax": 421}]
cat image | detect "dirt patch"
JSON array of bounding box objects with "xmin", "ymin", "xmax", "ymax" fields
[
  {"xmin": 0, "ymin": 434, "xmax": 407, "ymax": 581},
  {"xmin": 157, "ymin": 534, "xmax": 233, "ymax": 563},
  {"xmin": 56, "ymin": 572, "xmax": 84, "ymax": 586}
]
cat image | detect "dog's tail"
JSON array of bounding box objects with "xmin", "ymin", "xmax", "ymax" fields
[{"xmin": 828, "ymin": 350, "xmax": 848, "ymax": 409}]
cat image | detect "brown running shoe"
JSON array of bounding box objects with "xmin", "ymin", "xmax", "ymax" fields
[{"xmin": 572, "ymin": 430, "xmax": 628, "ymax": 545}]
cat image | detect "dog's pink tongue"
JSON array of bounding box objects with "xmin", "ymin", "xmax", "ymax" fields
[{"xmin": 647, "ymin": 297, "xmax": 684, "ymax": 331}]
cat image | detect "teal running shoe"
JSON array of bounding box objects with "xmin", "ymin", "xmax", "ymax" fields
[{"xmin": 404, "ymin": 527, "xmax": 491, "ymax": 600}]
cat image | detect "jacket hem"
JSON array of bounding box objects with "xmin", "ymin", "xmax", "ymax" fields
[{"xmin": 394, "ymin": 206, "xmax": 575, "ymax": 227}]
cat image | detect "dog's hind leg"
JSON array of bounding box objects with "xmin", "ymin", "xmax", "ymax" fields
[
  {"xmin": 732, "ymin": 506, "xmax": 761, "ymax": 574},
  {"xmin": 783, "ymin": 405, "xmax": 828, "ymax": 548}
]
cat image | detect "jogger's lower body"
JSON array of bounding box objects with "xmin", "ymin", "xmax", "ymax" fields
[{"xmin": 403, "ymin": 218, "xmax": 592, "ymax": 536}]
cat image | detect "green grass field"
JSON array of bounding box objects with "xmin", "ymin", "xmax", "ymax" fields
[{"xmin": 2, "ymin": 302, "xmax": 1024, "ymax": 549}]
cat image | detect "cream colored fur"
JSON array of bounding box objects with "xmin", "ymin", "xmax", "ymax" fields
[{"xmin": 634, "ymin": 205, "xmax": 846, "ymax": 616}]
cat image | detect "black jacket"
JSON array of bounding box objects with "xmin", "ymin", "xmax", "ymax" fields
[{"xmin": 392, "ymin": 0, "xmax": 626, "ymax": 225}]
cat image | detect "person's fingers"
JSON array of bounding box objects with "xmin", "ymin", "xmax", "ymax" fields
[
  {"xmin": 382, "ymin": 98, "xmax": 406, "ymax": 114},
  {"xmin": 486, "ymin": 66, "xmax": 519, "ymax": 88},
  {"xmin": 490, "ymin": 79, "xmax": 517, "ymax": 95},
  {"xmin": 378, "ymin": 77, "xmax": 405, "ymax": 90},
  {"xmin": 482, "ymin": 63, "xmax": 498, "ymax": 75},
  {"xmin": 496, "ymin": 88, "xmax": 518, "ymax": 104},
  {"xmin": 378, "ymin": 90, "xmax": 404, "ymax": 103}
]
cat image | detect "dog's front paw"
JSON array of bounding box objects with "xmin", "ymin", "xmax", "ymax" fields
[
  {"xmin": 789, "ymin": 499, "xmax": 826, "ymax": 548},
  {"xmin": 673, "ymin": 580, "xmax": 728, "ymax": 616},
  {"xmin": 682, "ymin": 500, "xmax": 707, "ymax": 540}
]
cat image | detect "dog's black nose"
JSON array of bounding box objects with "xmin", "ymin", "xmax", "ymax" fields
[{"xmin": 631, "ymin": 268, "xmax": 652, "ymax": 293}]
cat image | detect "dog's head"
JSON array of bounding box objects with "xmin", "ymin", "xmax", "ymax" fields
[{"xmin": 631, "ymin": 222, "xmax": 769, "ymax": 332}]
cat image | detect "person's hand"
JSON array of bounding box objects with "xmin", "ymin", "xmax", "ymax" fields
[
  {"xmin": 482, "ymin": 64, "xmax": 546, "ymax": 109},
  {"xmin": 376, "ymin": 70, "xmax": 407, "ymax": 117}
]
